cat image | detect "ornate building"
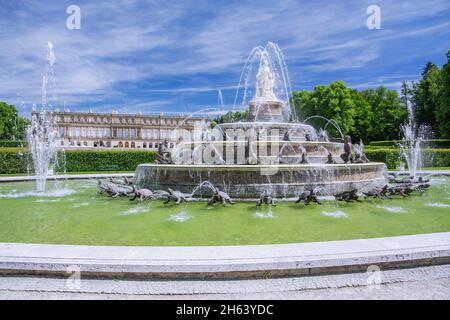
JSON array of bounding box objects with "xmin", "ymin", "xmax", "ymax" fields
[{"xmin": 31, "ymin": 110, "xmax": 211, "ymax": 150}]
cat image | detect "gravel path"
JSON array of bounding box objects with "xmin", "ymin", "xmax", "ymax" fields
[{"xmin": 1, "ymin": 265, "xmax": 449, "ymax": 300}]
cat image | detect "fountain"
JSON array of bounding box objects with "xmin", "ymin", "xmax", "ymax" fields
[
  {"xmin": 398, "ymin": 95, "xmax": 430, "ymax": 179},
  {"xmin": 134, "ymin": 42, "xmax": 386, "ymax": 199},
  {"xmin": 26, "ymin": 42, "xmax": 62, "ymax": 192}
]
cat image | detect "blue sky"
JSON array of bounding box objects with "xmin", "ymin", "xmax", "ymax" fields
[{"xmin": 0, "ymin": 0, "xmax": 449, "ymax": 118}]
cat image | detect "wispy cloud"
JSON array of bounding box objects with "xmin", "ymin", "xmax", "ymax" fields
[{"xmin": 0, "ymin": 0, "xmax": 449, "ymax": 117}]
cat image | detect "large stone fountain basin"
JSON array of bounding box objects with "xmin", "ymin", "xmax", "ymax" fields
[
  {"xmin": 135, "ymin": 163, "xmax": 386, "ymax": 199},
  {"xmin": 218, "ymin": 121, "xmax": 317, "ymax": 141},
  {"xmin": 175, "ymin": 141, "xmax": 344, "ymax": 165}
]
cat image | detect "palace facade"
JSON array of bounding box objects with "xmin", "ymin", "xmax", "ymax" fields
[{"xmin": 31, "ymin": 110, "xmax": 211, "ymax": 150}]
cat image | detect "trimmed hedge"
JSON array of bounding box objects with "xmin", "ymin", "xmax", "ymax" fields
[
  {"xmin": 0, "ymin": 140, "xmax": 25, "ymax": 147},
  {"xmin": 366, "ymin": 148, "xmax": 450, "ymax": 169},
  {"xmin": 64, "ymin": 150, "xmax": 156, "ymax": 172},
  {"xmin": 0, "ymin": 148, "xmax": 448, "ymax": 173},
  {"xmin": 0, "ymin": 149, "xmax": 156, "ymax": 174},
  {"xmin": 0, "ymin": 148, "xmax": 29, "ymax": 174},
  {"xmin": 369, "ymin": 139, "xmax": 450, "ymax": 148}
]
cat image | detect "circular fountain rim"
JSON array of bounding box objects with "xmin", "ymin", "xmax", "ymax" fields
[
  {"xmin": 218, "ymin": 121, "xmax": 315, "ymax": 128},
  {"xmin": 178, "ymin": 140, "xmax": 344, "ymax": 146},
  {"xmin": 137, "ymin": 162, "xmax": 386, "ymax": 171}
]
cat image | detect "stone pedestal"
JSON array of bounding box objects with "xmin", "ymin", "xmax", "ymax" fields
[{"xmin": 248, "ymin": 100, "xmax": 285, "ymax": 122}]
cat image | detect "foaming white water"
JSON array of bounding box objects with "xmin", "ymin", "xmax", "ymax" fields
[
  {"xmin": 426, "ymin": 203, "xmax": 450, "ymax": 208},
  {"xmin": 168, "ymin": 210, "xmax": 190, "ymax": 222},
  {"xmin": 254, "ymin": 210, "xmax": 275, "ymax": 219},
  {"xmin": 376, "ymin": 205, "xmax": 407, "ymax": 213},
  {"xmin": 321, "ymin": 211, "xmax": 348, "ymax": 218},
  {"xmin": 122, "ymin": 206, "xmax": 149, "ymax": 215},
  {"xmin": 35, "ymin": 199, "xmax": 61, "ymax": 203},
  {"xmin": 0, "ymin": 188, "xmax": 75, "ymax": 198},
  {"xmin": 318, "ymin": 196, "xmax": 335, "ymax": 201},
  {"xmin": 71, "ymin": 202, "xmax": 90, "ymax": 208}
]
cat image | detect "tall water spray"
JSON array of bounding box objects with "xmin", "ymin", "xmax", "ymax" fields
[
  {"xmin": 233, "ymin": 42, "xmax": 296, "ymax": 122},
  {"xmin": 26, "ymin": 42, "xmax": 61, "ymax": 192},
  {"xmin": 398, "ymin": 95, "xmax": 429, "ymax": 178}
]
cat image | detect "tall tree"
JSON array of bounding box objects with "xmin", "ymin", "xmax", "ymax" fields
[
  {"xmin": 359, "ymin": 86, "xmax": 406, "ymax": 141},
  {"xmin": 412, "ymin": 62, "xmax": 441, "ymax": 127},
  {"xmin": 294, "ymin": 81, "xmax": 356, "ymax": 137},
  {"xmin": 437, "ymin": 50, "xmax": 450, "ymax": 138},
  {"xmin": 0, "ymin": 102, "xmax": 30, "ymax": 141}
]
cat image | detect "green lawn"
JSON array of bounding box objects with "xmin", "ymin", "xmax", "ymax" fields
[{"xmin": 0, "ymin": 178, "xmax": 449, "ymax": 246}]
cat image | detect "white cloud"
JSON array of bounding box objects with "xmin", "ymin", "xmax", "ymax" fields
[{"xmin": 0, "ymin": 0, "xmax": 448, "ymax": 117}]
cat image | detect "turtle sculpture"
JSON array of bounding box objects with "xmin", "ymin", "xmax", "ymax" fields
[
  {"xmin": 208, "ymin": 187, "xmax": 235, "ymax": 206},
  {"xmin": 340, "ymin": 136, "xmax": 354, "ymax": 164},
  {"xmin": 387, "ymin": 173, "xmax": 397, "ymax": 183},
  {"xmin": 123, "ymin": 176, "xmax": 134, "ymax": 185},
  {"xmin": 417, "ymin": 177, "xmax": 430, "ymax": 184},
  {"xmin": 387, "ymin": 185, "xmax": 414, "ymax": 197},
  {"xmin": 413, "ymin": 183, "xmax": 431, "ymax": 193},
  {"xmin": 295, "ymin": 190, "xmax": 321, "ymax": 205},
  {"xmin": 256, "ymin": 190, "xmax": 276, "ymax": 207},
  {"xmin": 363, "ymin": 185, "xmax": 391, "ymax": 199},
  {"xmin": 109, "ymin": 176, "xmax": 127, "ymax": 185},
  {"xmin": 335, "ymin": 189, "xmax": 361, "ymax": 202},
  {"xmin": 325, "ymin": 151, "xmax": 336, "ymax": 164},
  {"xmin": 164, "ymin": 188, "xmax": 188, "ymax": 204},
  {"xmin": 128, "ymin": 186, "xmax": 154, "ymax": 202},
  {"xmin": 98, "ymin": 180, "xmax": 133, "ymax": 198}
]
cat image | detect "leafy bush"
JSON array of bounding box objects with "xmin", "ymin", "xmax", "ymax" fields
[{"xmin": 0, "ymin": 149, "xmax": 156, "ymax": 174}]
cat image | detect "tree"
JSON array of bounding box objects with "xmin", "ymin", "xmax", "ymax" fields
[
  {"xmin": 294, "ymin": 81, "xmax": 356, "ymax": 138},
  {"xmin": 437, "ymin": 50, "xmax": 450, "ymax": 138},
  {"xmin": 0, "ymin": 102, "xmax": 30, "ymax": 141},
  {"xmin": 348, "ymin": 88, "xmax": 373, "ymax": 143},
  {"xmin": 400, "ymin": 81, "xmax": 411, "ymax": 109},
  {"xmin": 213, "ymin": 110, "xmax": 249, "ymax": 126},
  {"xmin": 412, "ymin": 62, "xmax": 441, "ymax": 127},
  {"xmin": 360, "ymin": 86, "xmax": 406, "ymax": 141}
]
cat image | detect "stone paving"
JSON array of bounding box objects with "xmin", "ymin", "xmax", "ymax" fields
[{"xmin": 0, "ymin": 265, "xmax": 449, "ymax": 299}]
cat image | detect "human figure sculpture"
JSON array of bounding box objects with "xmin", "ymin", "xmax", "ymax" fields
[
  {"xmin": 155, "ymin": 139, "xmax": 172, "ymax": 164},
  {"xmin": 340, "ymin": 136, "xmax": 354, "ymax": 163},
  {"xmin": 255, "ymin": 56, "xmax": 276, "ymax": 100},
  {"xmin": 325, "ymin": 151, "xmax": 336, "ymax": 164},
  {"xmin": 300, "ymin": 152, "xmax": 309, "ymax": 164}
]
